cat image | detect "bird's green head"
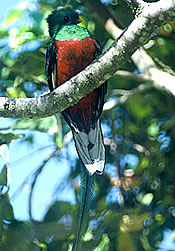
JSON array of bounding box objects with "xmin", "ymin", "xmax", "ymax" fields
[{"xmin": 47, "ymin": 6, "xmax": 82, "ymax": 37}]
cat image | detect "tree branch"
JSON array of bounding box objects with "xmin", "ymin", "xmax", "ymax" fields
[
  {"xmin": 0, "ymin": 0, "xmax": 175, "ymax": 119},
  {"xmin": 101, "ymin": 0, "xmax": 175, "ymax": 96},
  {"xmin": 103, "ymin": 83, "xmax": 151, "ymax": 111},
  {"xmin": 114, "ymin": 70, "xmax": 154, "ymax": 83}
]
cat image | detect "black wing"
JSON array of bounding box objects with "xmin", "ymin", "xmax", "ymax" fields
[
  {"xmin": 45, "ymin": 39, "xmax": 57, "ymax": 92},
  {"xmin": 94, "ymin": 39, "xmax": 107, "ymax": 121}
]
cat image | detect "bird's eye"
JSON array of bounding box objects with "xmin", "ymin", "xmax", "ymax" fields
[{"xmin": 64, "ymin": 16, "xmax": 69, "ymax": 21}]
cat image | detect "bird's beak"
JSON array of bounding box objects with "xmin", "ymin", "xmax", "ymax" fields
[{"xmin": 77, "ymin": 18, "xmax": 83, "ymax": 23}]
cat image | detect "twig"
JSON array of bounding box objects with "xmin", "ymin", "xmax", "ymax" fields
[
  {"xmin": 28, "ymin": 148, "xmax": 61, "ymax": 220},
  {"xmin": 28, "ymin": 130, "xmax": 72, "ymax": 220},
  {"xmin": 103, "ymin": 83, "xmax": 151, "ymax": 111},
  {"xmin": 10, "ymin": 144, "xmax": 56, "ymax": 201},
  {"xmin": 114, "ymin": 70, "xmax": 154, "ymax": 83}
]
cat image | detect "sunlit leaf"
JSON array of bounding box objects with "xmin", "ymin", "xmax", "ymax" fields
[
  {"xmin": 141, "ymin": 193, "xmax": 154, "ymax": 205},
  {"xmin": 147, "ymin": 122, "xmax": 159, "ymax": 137},
  {"xmin": 120, "ymin": 214, "xmax": 150, "ymax": 232},
  {"xmin": 7, "ymin": 87, "xmax": 26, "ymax": 98},
  {"xmin": 33, "ymin": 239, "xmax": 47, "ymax": 249},
  {"xmin": 155, "ymin": 213, "xmax": 165, "ymax": 225},
  {"xmin": 94, "ymin": 234, "xmax": 109, "ymax": 251},
  {"xmin": 138, "ymin": 157, "xmax": 149, "ymax": 169},
  {"xmin": 2, "ymin": 10, "xmax": 22, "ymax": 28}
]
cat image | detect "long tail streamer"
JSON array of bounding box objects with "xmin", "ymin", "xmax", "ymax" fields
[{"xmin": 73, "ymin": 165, "xmax": 94, "ymax": 251}]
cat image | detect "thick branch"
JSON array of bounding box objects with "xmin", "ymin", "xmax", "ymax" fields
[
  {"xmin": 98, "ymin": 0, "xmax": 175, "ymax": 95},
  {"xmin": 0, "ymin": 0, "xmax": 175, "ymax": 119}
]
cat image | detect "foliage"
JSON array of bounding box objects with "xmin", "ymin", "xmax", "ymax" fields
[{"xmin": 0, "ymin": 0, "xmax": 175, "ymax": 250}]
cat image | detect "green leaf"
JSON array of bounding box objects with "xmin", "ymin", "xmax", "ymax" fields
[
  {"xmin": 139, "ymin": 157, "xmax": 149, "ymax": 169},
  {"xmin": 53, "ymin": 114, "xmax": 63, "ymax": 148},
  {"xmin": 7, "ymin": 87, "xmax": 26, "ymax": 98},
  {"xmin": 118, "ymin": 232, "xmax": 136, "ymax": 251},
  {"xmin": 0, "ymin": 166, "xmax": 7, "ymax": 186},
  {"xmin": 120, "ymin": 214, "xmax": 150, "ymax": 232},
  {"xmin": 0, "ymin": 30, "xmax": 9, "ymax": 39},
  {"xmin": 10, "ymin": 50, "xmax": 45, "ymax": 81},
  {"xmin": 141, "ymin": 193, "xmax": 154, "ymax": 205},
  {"xmin": 33, "ymin": 239, "xmax": 47, "ymax": 250},
  {"xmin": 147, "ymin": 122, "xmax": 159, "ymax": 137},
  {"xmin": 14, "ymin": 116, "xmax": 63, "ymax": 147},
  {"xmin": 127, "ymin": 94, "xmax": 151, "ymax": 120},
  {"xmin": 0, "ymin": 194, "xmax": 14, "ymax": 221},
  {"xmin": 94, "ymin": 234, "xmax": 110, "ymax": 251},
  {"xmin": 15, "ymin": 116, "xmax": 59, "ymax": 133},
  {"xmin": 0, "ymin": 133, "xmax": 23, "ymax": 145}
]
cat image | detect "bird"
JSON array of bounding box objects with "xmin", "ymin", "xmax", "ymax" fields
[{"xmin": 45, "ymin": 6, "xmax": 107, "ymax": 250}]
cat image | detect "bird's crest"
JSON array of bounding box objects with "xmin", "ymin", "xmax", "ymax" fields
[{"xmin": 46, "ymin": 6, "xmax": 81, "ymax": 37}]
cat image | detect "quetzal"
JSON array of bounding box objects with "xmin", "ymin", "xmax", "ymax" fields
[{"xmin": 45, "ymin": 6, "xmax": 107, "ymax": 250}]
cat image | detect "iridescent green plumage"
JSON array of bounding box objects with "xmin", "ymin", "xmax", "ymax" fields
[{"xmin": 54, "ymin": 25, "xmax": 91, "ymax": 41}]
